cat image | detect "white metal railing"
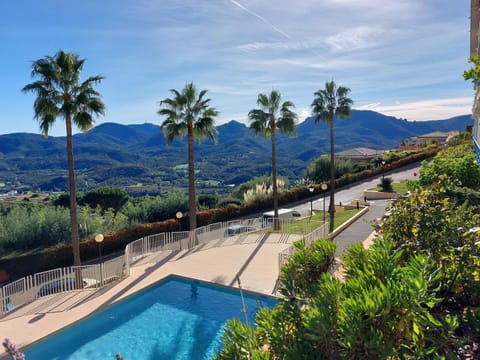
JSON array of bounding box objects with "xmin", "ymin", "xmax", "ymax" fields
[
  {"xmin": 124, "ymin": 216, "xmax": 300, "ymax": 272},
  {"xmin": 304, "ymin": 222, "xmax": 329, "ymax": 245},
  {"xmin": 278, "ymin": 246, "xmax": 299, "ymax": 270},
  {"xmin": 0, "ymin": 257, "xmax": 127, "ymax": 315},
  {"xmin": 278, "ymin": 222, "xmax": 329, "ymax": 272},
  {"xmin": 0, "ymin": 215, "xmax": 316, "ymax": 316}
]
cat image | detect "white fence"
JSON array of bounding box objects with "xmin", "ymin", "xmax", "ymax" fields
[
  {"xmin": 0, "ymin": 256, "xmax": 126, "ymax": 315},
  {"xmin": 278, "ymin": 222, "xmax": 329, "ymax": 271},
  {"xmin": 124, "ymin": 216, "xmax": 299, "ymax": 271},
  {"xmin": 0, "ymin": 215, "xmax": 314, "ymax": 316}
]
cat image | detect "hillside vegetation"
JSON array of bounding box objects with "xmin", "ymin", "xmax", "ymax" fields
[{"xmin": 0, "ymin": 110, "xmax": 471, "ymax": 195}]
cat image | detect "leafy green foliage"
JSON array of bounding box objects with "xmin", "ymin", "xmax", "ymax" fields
[
  {"xmin": 51, "ymin": 193, "xmax": 71, "ymax": 207},
  {"xmin": 82, "ymin": 187, "xmax": 129, "ymax": 213},
  {"xmin": 123, "ymin": 192, "xmax": 188, "ymax": 224},
  {"xmin": 0, "ymin": 203, "xmax": 70, "ymax": 251},
  {"xmin": 463, "ymin": 55, "xmax": 480, "ymax": 83},
  {"xmin": 418, "ymin": 143, "xmax": 480, "ymax": 189},
  {"xmin": 337, "ymin": 239, "xmax": 452, "ymax": 359},
  {"xmin": 279, "ymin": 239, "xmax": 336, "ymax": 299},
  {"xmin": 304, "ymin": 155, "xmax": 355, "ymax": 183},
  {"xmin": 77, "ymin": 206, "xmax": 129, "ymax": 238},
  {"xmin": 381, "ymin": 177, "xmax": 480, "ymax": 274},
  {"xmin": 216, "ymin": 145, "xmax": 480, "ymax": 359},
  {"xmin": 0, "ymin": 201, "xmax": 130, "ymax": 254},
  {"xmin": 216, "ymin": 236, "xmax": 462, "ymax": 359},
  {"xmin": 197, "ymin": 193, "xmax": 220, "ymax": 209},
  {"xmin": 381, "ymin": 176, "xmax": 480, "ymax": 342},
  {"xmin": 378, "ymin": 176, "xmax": 393, "ymax": 192}
]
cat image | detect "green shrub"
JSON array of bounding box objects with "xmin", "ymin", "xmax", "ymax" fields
[
  {"xmin": 82, "ymin": 186, "xmax": 129, "ymax": 213},
  {"xmin": 378, "ymin": 176, "xmax": 393, "ymax": 191},
  {"xmin": 418, "ymin": 143, "xmax": 480, "ymax": 189},
  {"xmin": 123, "ymin": 192, "xmax": 188, "ymax": 223},
  {"xmin": 279, "ymin": 239, "xmax": 336, "ymax": 299}
]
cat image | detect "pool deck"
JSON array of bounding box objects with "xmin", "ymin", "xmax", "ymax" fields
[{"xmin": 0, "ymin": 232, "xmax": 301, "ymax": 351}]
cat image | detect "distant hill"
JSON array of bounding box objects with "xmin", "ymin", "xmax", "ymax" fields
[{"xmin": 0, "ymin": 110, "xmax": 472, "ymax": 195}]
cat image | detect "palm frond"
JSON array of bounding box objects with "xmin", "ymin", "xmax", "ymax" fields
[
  {"xmin": 23, "ymin": 50, "xmax": 105, "ymax": 134},
  {"xmin": 311, "ymin": 80, "xmax": 353, "ymax": 123},
  {"xmin": 158, "ymin": 83, "xmax": 218, "ymax": 144}
]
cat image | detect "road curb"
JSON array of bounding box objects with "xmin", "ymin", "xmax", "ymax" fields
[{"xmin": 329, "ymin": 206, "xmax": 369, "ymax": 239}]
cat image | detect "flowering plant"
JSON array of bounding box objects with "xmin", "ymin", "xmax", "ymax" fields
[{"xmin": 2, "ymin": 338, "xmax": 25, "ymax": 360}]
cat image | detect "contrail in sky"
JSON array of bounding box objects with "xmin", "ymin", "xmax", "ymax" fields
[{"xmin": 230, "ymin": 0, "xmax": 290, "ymax": 39}]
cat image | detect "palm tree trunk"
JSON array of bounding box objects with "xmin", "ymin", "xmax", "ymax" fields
[
  {"xmin": 329, "ymin": 118, "xmax": 335, "ymax": 233},
  {"xmin": 66, "ymin": 116, "xmax": 81, "ymax": 272},
  {"xmin": 187, "ymin": 124, "xmax": 197, "ymax": 231},
  {"xmin": 271, "ymin": 125, "xmax": 280, "ymax": 231}
]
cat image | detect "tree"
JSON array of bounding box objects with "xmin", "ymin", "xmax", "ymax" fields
[
  {"xmin": 248, "ymin": 90, "xmax": 297, "ymax": 228},
  {"xmin": 311, "ymin": 81, "xmax": 353, "ymax": 232},
  {"xmin": 158, "ymin": 83, "xmax": 218, "ymax": 230},
  {"xmin": 22, "ymin": 50, "xmax": 105, "ymax": 267},
  {"xmin": 305, "ymin": 155, "xmax": 355, "ymax": 184},
  {"xmin": 82, "ymin": 187, "xmax": 129, "ymax": 214}
]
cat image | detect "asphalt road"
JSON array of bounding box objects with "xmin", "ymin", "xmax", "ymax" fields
[
  {"xmin": 332, "ymin": 199, "xmax": 389, "ymax": 258},
  {"xmin": 294, "ymin": 163, "xmax": 420, "ymax": 217},
  {"xmin": 291, "ymin": 163, "xmax": 421, "ymax": 258}
]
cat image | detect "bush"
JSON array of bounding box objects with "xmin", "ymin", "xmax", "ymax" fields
[
  {"xmin": 378, "ymin": 177, "xmax": 393, "ymax": 191},
  {"xmin": 418, "ymin": 143, "xmax": 480, "ymax": 189},
  {"xmin": 0, "ymin": 203, "xmax": 70, "ymax": 251},
  {"xmin": 216, "ymin": 237, "xmax": 460, "ymax": 359},
  {"xmin": 123, "ymin": 192, "xmax": 188, "ymax": 223},
  {"xmin": 82, "ymin": 187, "xmax": 129, "ymax": 213}
]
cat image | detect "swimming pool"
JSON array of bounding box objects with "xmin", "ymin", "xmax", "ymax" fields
[{"xmin": 24, "ymin": 276, "xmax": 277, "ymax": 359}]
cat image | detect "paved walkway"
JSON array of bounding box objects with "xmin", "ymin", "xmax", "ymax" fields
[
  {"xmin": 333, "ymin": 199, "xmax": 389, "ymax": 258},
  {"xmin": 0, "ymin": 233, "xmax": 301, "ymax": 351},
  {"xmin": 331, "ymin": 199, "xmax": 390, "ymax": 279}
]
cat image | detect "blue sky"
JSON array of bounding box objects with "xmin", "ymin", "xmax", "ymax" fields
[{"xmin": 0, "ymin": 0, "xmax": 474, "ymax": 136}]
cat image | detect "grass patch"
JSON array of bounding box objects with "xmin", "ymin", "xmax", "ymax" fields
[
  {"xmin": 332, "ymin": 209, "xmax": 362, "ymax": 229},
  {"xmin": 276, "ymin": 208, "xmax": 362, "ymax": 235},
  {"xmin": 373, "ymin": 181, "xmax": 409, "ymax": 193}
]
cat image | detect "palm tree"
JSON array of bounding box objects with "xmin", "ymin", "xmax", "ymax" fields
[
  {"xmin": 311, "ymin": 80, "xmax": 353, "ymax": 232},
  {"xmin": 248, "ymin": 90, "xmax": 297, "ymax": 229},
  {"xmin": 22, "ymin": 50, "xmax": 105, "ymax": 267},
  {"xmin": 158, "ymin": 83, "xmax": 218, "ymax": 231}
]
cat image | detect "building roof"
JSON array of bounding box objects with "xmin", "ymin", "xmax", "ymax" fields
[{"xmin": 414, "ymin": 131, "xmax": 458, "ymax": 139}]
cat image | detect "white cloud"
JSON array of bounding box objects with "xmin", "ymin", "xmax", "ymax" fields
[
  {"xmin": 366, "ymin": 97, "xmax": 473, "ymax": 121},
  {"xmin": 0, "ymin": 0, "xmax": 473, "ymax": 135},
  {"xmin": 324, "ymin": 26, "xmax": 386, "ymax": 52}
]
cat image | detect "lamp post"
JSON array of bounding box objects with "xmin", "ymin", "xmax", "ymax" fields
[
  {"xmin": 308, "ymin": 185, "xmax": 314, "ymax": 217},
  {"xmin": 95, "ymin": 234, "xmax": 104, "ymax": 259},
  {"xmin": 381, "ymin": 160, "xmax": 386, "ymax": 180},
  {"xmin": 176, "ymin": 211, "xmax": 183, "ymax": 231},
  {"xmin": 320, "ymin": 183, "xmax": 328, "ymax": 225}
]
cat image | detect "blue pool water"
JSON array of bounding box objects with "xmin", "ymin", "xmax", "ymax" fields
[{"xmin": 24, "ymin": 276, "xmax": 277, "ymax": 359}]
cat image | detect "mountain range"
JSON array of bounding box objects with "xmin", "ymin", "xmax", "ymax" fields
[{"xmin": 0, "ymin": 110, "xmax": 472, "ymax": 195}]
